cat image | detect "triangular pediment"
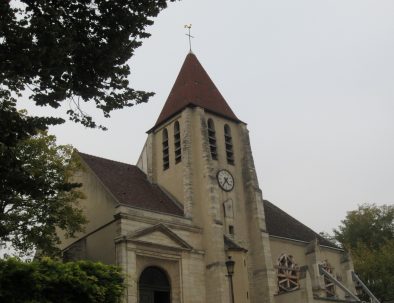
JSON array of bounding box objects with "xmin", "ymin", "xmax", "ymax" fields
[{"xmin": 128, "ymin": 224, "xmax": 192, "ymax": 250}]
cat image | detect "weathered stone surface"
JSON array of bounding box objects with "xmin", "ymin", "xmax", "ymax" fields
[{"xmin": 57, "ymin": 53, "xmax": 360, "ymax": 303}]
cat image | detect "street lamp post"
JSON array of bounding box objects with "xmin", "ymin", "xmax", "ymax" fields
[{"xmin": 225, "ymin": 256, "xmax": 235, "ymax": 303}]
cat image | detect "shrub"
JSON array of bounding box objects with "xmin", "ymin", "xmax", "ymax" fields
[{"xmin": 0, "ymin": 258, "xmax": 124, "ymax": 303}]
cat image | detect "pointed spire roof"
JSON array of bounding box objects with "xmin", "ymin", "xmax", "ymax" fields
[{"xmin": 151, "ymin": 53, "xmax": 241, "ymax": 131}]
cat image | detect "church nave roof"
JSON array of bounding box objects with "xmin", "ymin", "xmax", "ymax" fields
[
  {"xmin": 78, "ymin": 152, "xmax": 184, "ymax": 216},
  {"xmin": 263, "ymin": 200, "xmax": 339, "ymax": 249}
]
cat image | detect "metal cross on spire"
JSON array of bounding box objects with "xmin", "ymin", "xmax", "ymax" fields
[{"xmin": 184, "ymin": 24, "xmax": 194, "ymax": 53}]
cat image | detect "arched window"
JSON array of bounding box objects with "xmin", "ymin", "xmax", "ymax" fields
[
  {"xmin": 162, "ymin": 128, "xmax": 169, "ymax": 170},
  {"xmin": 139, "ymin": 266, "xmax": 171, "ymax": 303},
  {"xmin": 321, "ymin": 261, "xmax": 336, "ymax": 297},
  {"xmin": 224, "ymin": 124, "xmax": 234, "ymax": 165},
  {"xmin": 174, "ymin": 121, "xmax": 181, "ymax": 163},
  {"xmin": 277, "ymin": 253, "xmax": 300, "ymax": 293},
  {"xmin": 207, "ymin": 119, "xmax": 217, "ymax": 160}
]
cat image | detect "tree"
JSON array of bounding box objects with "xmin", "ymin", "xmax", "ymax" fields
[
  {"xmin": 351, "ymin": 241, "xmax": 394, "ymax": 303},
  {"xmin": 334, "ymin": 203, "xmax": 393, "ymax": 250},
  {"xmin": 0, "ymin": 258, "xmax": 124, "ymax": 303},
  {"xmin": 0, "ymin": 0, "xmax": 175, "ymax": 255},
  {"xmin": 1, "ymin": 0, "xmax": 174, "ymax": 129},
  {"xmin": 0, "ymin": 126, "xmax": 87, "ymax": 256},
  {"xmin": 334, "ymin": 204, "xmax": 394, "ymax": 302},
  {"xmin": 318, "ymin": 231, "xmax": 338, "ymax": 246}
]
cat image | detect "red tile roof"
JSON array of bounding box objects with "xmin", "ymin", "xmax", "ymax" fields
[
  {"xmin": 78, "ymin": 153, "xmax": 184, "ymax": 216},
  {"xmin": 151, "ymin": 53, "xmax": 241, "ymax": 131}
]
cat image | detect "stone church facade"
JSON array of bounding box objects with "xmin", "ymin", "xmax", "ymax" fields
[{"xmin": 59, "ymin": 53, "xmax": 362, "ymax": 303}]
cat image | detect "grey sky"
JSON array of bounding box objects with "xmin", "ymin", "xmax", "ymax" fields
[{"xmin": 21, "ymin": 0, "xmax": 394, "ymax": 234}]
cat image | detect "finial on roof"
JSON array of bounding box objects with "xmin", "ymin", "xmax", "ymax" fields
[{"xmin": 184, "ymin": 24, "xmax": 194, "ymax": 53}]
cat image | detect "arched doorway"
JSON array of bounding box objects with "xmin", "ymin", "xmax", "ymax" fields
[{"xmin": 139, "ymin": 266, "xmax": 171, "ymax": 303}]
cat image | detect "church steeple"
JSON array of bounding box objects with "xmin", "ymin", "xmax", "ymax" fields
[
  {"xmin": 137, "ymin": 52, "xmax": 278, "ymax": 303},
  {"xmin": 150, "ymin": 53, "xmax": 241, "ymax": 131}
]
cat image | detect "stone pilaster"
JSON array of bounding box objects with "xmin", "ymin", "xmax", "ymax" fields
[
  {"xmin": 240, "ymin": 124, "xmax": 276, "ymax": 303},
  {"xmin": 115, "ymin": 238, "xmax": 136, "ymax": 303},
  {"xmin": 145, "ymin": 133, "xmax": 154, "ymax": 183},
  {"xmin": 305, "ymin": 239, "xmax": 325, "ymax": 296},
  {"xmin": 304, "ymin": 271, "xmax": 315, "ymax": 302},
  {"xmin": 340, "ymin": 252, "xmax": 357, "ymax": 295},
  {"xmin": 181, "ymin": 107, "xmax": 194, "ymax": 219},
  {"xmin": 197, "ymin": 108, "xmax": 229, "ymax": 303},
  {"xmin": 181, "ymin": 252, "xmax": 206, "ymax": 303}
]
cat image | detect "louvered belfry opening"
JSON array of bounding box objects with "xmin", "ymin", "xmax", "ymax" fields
[
  {"xmin": 207, "ymin": 119, "xmax": 217, "ymax": 160},
  {"xmin": 224, "ymin": 124, "xmax": 234, "ymax": 165},
  {"xmin": 174, "ymin": 121, "xmax": 181, "ymax": 163},
  {"xmin": 162, "ymin": 128, "xmax": 169, "ymax": 170}
]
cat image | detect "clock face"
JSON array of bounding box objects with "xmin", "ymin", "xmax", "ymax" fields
[{"xmin": 217, "ymin": 169, "xmax": 234, "ymax": 192}]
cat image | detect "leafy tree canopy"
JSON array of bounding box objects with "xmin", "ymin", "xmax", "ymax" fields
[
  {"xmin": 0, "ymin": 98, "xmax": 63, "ymax": 147},
  {"xmin": 334, "ymin": 204, "xmax": 394, "ymax": 302},
  {"xmin": 0, "ymin": 126, "xmax": 87, "ymax": 256},
  {"xmin": 334, "ymin": 203, "xmax": 394, "ymax": 250},
  {"xmin": 351, "ymin": 240, "xmax": 394, "ymax": 303},
  {"xmin": 0, "ymin": 258, "xmax": 124, "ymax": 303},
  {"xmin": 1, "ymin": 0, "xmax": 174, "ymax": 129},
  {"xmin": 0, "ymin": 0, "xmax": 175, "ymax": 256}
]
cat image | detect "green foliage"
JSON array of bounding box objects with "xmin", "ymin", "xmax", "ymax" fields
[
  {"xmin": 318, "ymin": 231, "xmax": 338, "ymax": 245},
  {"xmin": 0, "ymin": 98, "xmax": 63, "ymax": 147},
  {"xmin": 334, "ymin": 204, "xmax": 394, "ymax": 302},
  {"xmin": 352, "ymin": 240, "xmax": 394, "ymax": 302},
  {"xmin": 0, "ymin": 127, "xmax": 87, "ymax": 256},
  {"xmin": 334, "ymin": 203, "xmax": 394, "ymax": 250},
  {"xmin": 0, "ymin": 0, "xmax": 175, "ymax": 258},
  {"xmin": 0, "ymin": 258, "xmax": 124, "ymax": 303},
  {"xmin": 0, "ymin": 0, "xmax": 174, "ymax": 129}
]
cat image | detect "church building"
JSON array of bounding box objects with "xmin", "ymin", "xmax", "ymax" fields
[{"xmin": 59, "ymin": 53, "xmax": 362, "ymax": 303}]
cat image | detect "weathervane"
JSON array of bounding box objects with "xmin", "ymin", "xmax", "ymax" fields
[{"xmin": 184, "ymin": 24, "xmax": 194, "ymax": 52}]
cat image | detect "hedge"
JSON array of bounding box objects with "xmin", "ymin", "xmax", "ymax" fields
[{"xmin": 0, "ymin": 258, "xmax": 124, "ymax": 303}]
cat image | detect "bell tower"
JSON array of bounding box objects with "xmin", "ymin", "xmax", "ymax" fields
[{"xmin": 137, "ymin": 52, "xmax": 276, "ymax": 303}]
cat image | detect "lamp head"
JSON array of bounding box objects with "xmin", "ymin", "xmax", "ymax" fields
[{"xmin": 225, "ymin": 256, "xmax": 235, "ymax": 275}]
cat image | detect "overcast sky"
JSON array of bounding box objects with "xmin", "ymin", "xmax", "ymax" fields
[{"xmin": 21, "ymin": 0, "xmax": 394, "ymax": 234}]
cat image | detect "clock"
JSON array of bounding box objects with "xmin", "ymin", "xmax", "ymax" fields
[{"xmin": 217, "ymin": 169, "xmax": 234, "ymax": 192}]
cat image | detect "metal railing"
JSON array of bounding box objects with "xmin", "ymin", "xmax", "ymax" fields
[
  {"xmin": 351, "ymin": 272, "xmax": 380, "ymax": 303},
  {"xmin": 318, "ymin": 264, "xmax": 360, "ymax": 302}
]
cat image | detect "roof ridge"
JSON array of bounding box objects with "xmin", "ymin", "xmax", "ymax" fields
[{"xmin": 78, "ymin": 151, "xmax": 135, "ymax": 167}]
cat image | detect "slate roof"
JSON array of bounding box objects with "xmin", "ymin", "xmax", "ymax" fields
[
  {"xmin": 151, "ymin": 52, "xmax": 241, "ymax": 131},
  {"xmin": 78, "ymin": 153, "xmax": 184, "ymax": 216},
  {"xmin": 77, "ymin": 153, "xmax": 337, "ymax": 248},
  {"xmin": 224, "ymin": 235, "xmax": 248, "ymax": 252},
  {"xmin": 263, "ymin": 200, "xmax": 339, "ymax": 249}
]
